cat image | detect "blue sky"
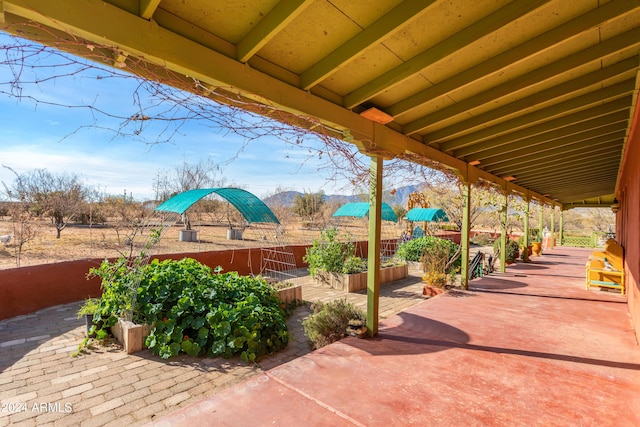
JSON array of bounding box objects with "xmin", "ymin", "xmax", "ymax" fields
[{"xmin": 0, "ymin": 33, "xmax": 359, "ymax": 200}]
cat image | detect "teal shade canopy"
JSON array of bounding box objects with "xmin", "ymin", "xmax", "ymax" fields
[
  {"xmin": 155, "ymin": 188, "xmax": 279, "ymax": 224},
  {"xmin": 406, "ymin": 208, "xmax": 449, "ymax": 222},
  {"xmin": 332, "ymin": 202, "xmax": 398, "ymax": 222}
]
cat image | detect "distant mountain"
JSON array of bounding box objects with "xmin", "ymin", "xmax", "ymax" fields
[{"xmin": 262, "ymin": 184, "xmax": 423, "ymax": 208}]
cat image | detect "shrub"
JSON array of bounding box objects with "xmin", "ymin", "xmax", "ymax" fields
[
  {"xmin": 493, "ymin": 239, "xmax": 520, "ymax": 264},
  {"xmin": 91, "ymin": 258, "xmax": 289, "ymax": 361},
  {"xmin": 303, "ymin": 299, "xmax": 365, "ymax": 349},
  {"xmin": 470, "ymin": 233, "xmax": 495, "ymax": 246},
  {"xmin": 397, "ymin": 236, "xmax": 461, "ymax": 270},
  {"xmin": 420, "ymin": 237, "xmax": 460, "ymax": 288},
  {"xmin": 304, "ymin": 227, "xmax": 365, "ymax": 276}
]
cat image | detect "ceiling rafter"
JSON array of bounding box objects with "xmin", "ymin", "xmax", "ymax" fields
[
  {"xmin": 385, "ymin": 0, "xmax": 640, "ymax": 119},
  {"xmin": 519, "ymin": 166, "xmax": 620, "ymax": 187},
  {"xmin": 406, "ymin": 30, "xmax": 640, "ymax": 137},
  {"xmin": 427, "ymin": 57, "xmax": 639, "ymax": 145},
  {"xmin": 434, "ymin": 92, "xmax": 632, "ymax": 152},
  {"xmin": 300, "ymin": 0, "xmax": 437, "ymax": 90},
  {"xmin": 139, "ymin": 0, "xmax": 161, "ymax": 20},
  {"xmin": 497, "ymin": 149, "xmax": 622, "ymax": 178},
  {"xmin": 455, "ymin": 109, "xmax": 631, "ymax": 162},
  {"xmin": 237, "ymin": 0, "xmax": 313, "ymax": 63},
  {"xmin": 479, "ymin": 127, "xmax": 627, "ymax": 168},
  {"xmin": 343, "ymin": 0, "xmax": 550, "ymax": 109}
]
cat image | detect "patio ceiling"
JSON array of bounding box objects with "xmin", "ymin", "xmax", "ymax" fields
[{"xmin": 1, "ymin": 0, "xmax": 639, "ymax": 209}]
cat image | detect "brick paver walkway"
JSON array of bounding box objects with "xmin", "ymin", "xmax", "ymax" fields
[{"xmin": 0, "ymin": 266, "xmax": 427, "ymax": 426}]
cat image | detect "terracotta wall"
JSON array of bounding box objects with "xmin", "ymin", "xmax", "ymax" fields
[
  {"xmin": 617, "ymin": 101, "xmax": 640, "ymax": 343},
  {"xmin": 0, "ymin": 234, "xmax": 464, "ymax": 321},
  {"xmin": 0, "ymin": 245, "xmax": 308, "ymax": 321}
]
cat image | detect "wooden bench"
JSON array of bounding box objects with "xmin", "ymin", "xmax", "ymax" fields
[{"xmin": 586, "ymin": 239, "xmax": 625, "ymax": 295}]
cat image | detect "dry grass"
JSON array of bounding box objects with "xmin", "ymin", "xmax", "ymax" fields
[{"xmin": 0, "ymin": 217, "xmax": 336, "ymax": 270}]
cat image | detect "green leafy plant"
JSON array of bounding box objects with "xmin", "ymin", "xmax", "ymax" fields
[
  {"xmin": 302, "ymin": 299, "xmax": 365, "ymax": 349},
  {"xmin": 139, "ymin": 258, "xmax": 289, "ymax": 361},
  {"xmin": 87, "ymin": 256, "xmax": 290, "ymax": 361},
  {"xmin": 77, "ymin": 298, "xmax": 101, "ymax": 318},
  {"xmin": 493, "ymin": 239, "xmax": 520, "ymax": 264},
  {"xmin": 420, "ymin": 237, "xmax": 460, "ymax": 288},
  {"xmin": 304, "ymin": 227, "xmax": 365, "ymax": 276},
  {"xmin": 397, "ymin": 236, "xmax": 461, "ymax": 271}
]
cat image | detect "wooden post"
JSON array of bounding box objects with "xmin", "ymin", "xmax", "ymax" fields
[
  {"xmin": 460, "ymin": 180, "xmax": 471, "ymax": 289},
  {"xmin": 523, "ymin": 196, "xmax": 530, "ymax": 248},
  {"xmin": 559, "ymin": 210, "xmax": 564, "ymax": 246},
  {"xmin": 500, "ymin": 190, "xmax": 508, "ymax": 272},
  {"xmin": 550, "ymin": 203, "xmax": 556, "ymax": 249},
  {"xmin": 366, "ymin": 156, "xmax": 383, "ymax": 336},
  {"xmin": 538, "ymin": 204, "xmax": 544, "ymax": 242}
]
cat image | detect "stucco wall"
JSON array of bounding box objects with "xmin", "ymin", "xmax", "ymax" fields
[
  {"xmin": 617, "ymin": 102, "xmax": 640, "ymax": 343},
  {"xmin": 0, "ymin": 235, "xmax": 461, "ymax": 321},
  {"xmin": 0, "ymin": 245, "xmax": 308, "ymax": 321}
]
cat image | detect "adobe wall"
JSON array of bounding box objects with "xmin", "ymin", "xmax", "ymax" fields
[
  {"xmin": 0, "ymin": 235, "xmax": 461, "ymax": 321},
  {"xmin": 617, "ymin": 102, "xmax": 640, "ymax": 343},
  {"xmin": 0, "ymin": 245, "xmax": 309, "ymax": 321}
]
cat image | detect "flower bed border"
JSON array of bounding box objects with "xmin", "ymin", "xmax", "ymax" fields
[{"xmin": 315, "ymin": 264, "xmax": 408, "ymax": 292}]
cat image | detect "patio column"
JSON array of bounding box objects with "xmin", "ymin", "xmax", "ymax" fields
[
  {"xmin": 460, "ymin": 180, "xmax": 471, "ymax": 289},
  {"xmin": 539, "ymin": 203, "xmax": 544, "ymax": 242},
  {"xmin": 550, "ymin": 203, "xmax": 556, "ymax": 249},
  {"xmin": 500, "ymin": 189, "xmax": 508, "ymax": 273},
  {"xmin": 367, "ymin": 155, "xmax": 383, "ymax": 336},
  {"xmin": 523, "ymin": 196, "xmax": 530, "ymax": 248},
  {"xmin": 559, "ymin": 209, "xmax": 564, "ymax": 246}
]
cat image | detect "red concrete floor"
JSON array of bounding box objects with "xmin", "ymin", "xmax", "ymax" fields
[{"xmin": 149, "ymin": 247, "xmax": 640, "ymax": 427}]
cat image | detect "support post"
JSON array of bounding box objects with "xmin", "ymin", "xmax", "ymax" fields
[
  {"xmin": 523, "ymin": 196, "xmax": 530, "ymax": 248},
  {"xmin": 559, "ymin": 210, "xmax": 564, "ymax": 246},
  {"xmin": 550, "ymin": 203, "xmax": 556, "ymax": 249},
  {"xmin": 460, "ymin": 180, "xmax": 471, "ymax": 289},
  {"xmin": 366, "ymin": 156, "xmax": 383, "ymax": 336},
  {"xmin": 538, "ymin": 204, "xmax": 544, "ymax": 242},
  {"xmin": 500, "ymin": 190, "xmax": 508, "ymax": 272}
]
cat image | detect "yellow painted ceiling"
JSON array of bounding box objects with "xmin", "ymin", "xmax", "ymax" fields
[{"xmin": 1, "ymin": 0, "xmax": 639, "ymax": 208}]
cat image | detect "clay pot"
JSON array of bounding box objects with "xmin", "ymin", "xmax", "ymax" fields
[{"xmin": 531, "ymin": 242, "xmax": 542, "ymax": 256}]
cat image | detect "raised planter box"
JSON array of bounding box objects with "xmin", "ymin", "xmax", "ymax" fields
[
  {"xmin": 275, "ymin": 284, "xmax": 302, "ymax": 304},
  {"xmin": 315, "ymin": 264, "xmax": 408, "ymax": 292},
  {"xmin": 111, "ymin": 318, "xmax": 152, "ymax": 354}
]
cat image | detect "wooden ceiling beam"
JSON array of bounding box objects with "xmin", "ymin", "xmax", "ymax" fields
[
  {"xmin": 237, "ymin": 0, "xmax": 313, "ymax": 63},
  {"xmin": 386, "ymin": 0, "xmax": 640, "ymax": 119},
  {"xmin": 443, "ymin": 89, "xmax": 633, "ymax": 155},
  {"xmin": 139, "ymin": 0, "xmax": 161, "ymax": 20},
  {"xmin": 300, "ymin": 0, "xmax": 437, "ymax": 90},
  {"xmin": 489, "ymin": 145, "xmax": 623, "ymax": 177},
  {"xmin": 405, "ymin": 27, "xmax": 640, "ymax": 136},
  {"xmin": 429, "ymin": 56, "xmax": 639, "ymax": 145},
  {"xmin": 487, "ymin": 141, "xmax": 624, "ymax": 176},
  {"xmin": 477, "ymin": 127, "xmax": 626, "ymax": 168},
  {"xmin": 343, "ymin": 0, "xmax": 549, "ymax": 109}
]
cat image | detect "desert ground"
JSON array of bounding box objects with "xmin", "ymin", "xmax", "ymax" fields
[{"xmin": 0, "ymin": 217, "xmax": 404, "ymax": 270}]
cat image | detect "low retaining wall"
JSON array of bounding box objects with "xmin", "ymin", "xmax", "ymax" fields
[{"xmin": 0, "ymin": 245, "xmax": 310, "ymax": 321}]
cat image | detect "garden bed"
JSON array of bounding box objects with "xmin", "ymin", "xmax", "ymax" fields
[{"xmin": 315, "ymin": 264, "xmax": 408, "ymax": 292}]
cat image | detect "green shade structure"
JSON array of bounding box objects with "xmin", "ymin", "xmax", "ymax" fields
[
  {"xmin": 332, "ymin": 202, "xmax": 398, "ymax": 222},
  {"xmin": 406, "ymin": 208, "xmax": 449, "ymax": 223},
  {"xmin": 155, "ymin": 188, "xmax": 279, "ymax": 224}
]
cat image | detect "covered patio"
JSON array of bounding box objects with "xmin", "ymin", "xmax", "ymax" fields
[{"xmin": 153, "ymin": 246, "xmax": 640, "ymax": 426}]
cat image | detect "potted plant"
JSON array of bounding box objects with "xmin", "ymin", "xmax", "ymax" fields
[
  {"xmin": 420, "ymin": 237, "xmax": 460, "ymax": 296},
  {"xmin": 304, "ymin": 227, "xmax": 407, "ymax": 292},
  {"xmin": 77, "ymin": 298, "xmax": 102, "ymax": 338},
  {"xmin": 493, "ymin": 239, "xmax": 520, "ymax": 265}
]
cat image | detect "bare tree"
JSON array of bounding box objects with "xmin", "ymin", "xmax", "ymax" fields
[
  {"xmin": 2, "ymin": 166, "xmax": 40, "ymax": 266},
  {"xmin": 8, "ymin": 168, "xmax": 94, "ymax": 238}
]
